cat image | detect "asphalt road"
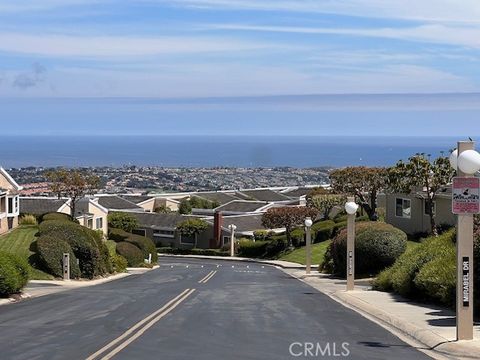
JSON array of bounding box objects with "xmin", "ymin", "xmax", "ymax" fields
[{"xmin": 0, "ymin": 257, "xmax": 432, "ymax": 360}]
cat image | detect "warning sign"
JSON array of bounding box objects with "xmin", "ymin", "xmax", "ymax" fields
[{"xmin": 452, "ymin": 177, "xmax": 480, "ymax": 214}]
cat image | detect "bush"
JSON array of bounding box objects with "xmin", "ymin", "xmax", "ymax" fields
[
  {"xmin": 116, "ymin": 242, "xmax": 144, "ymax": 267},
  {"xmin": 35, "ymin": 236, "xmax": 81, "ymax": 279},
  {"xmin": 19, "ymin": 214, "xmax": 38, "ymax": 226},
  {"xmin": 326, "ymin": 222, "xmax": 407, "ymax": 276},
  {"xmin": 157, "ymin": 247, "xmax": 228, "ymax": 256},
  {"xmin": 107, "ymin": 212, "xmax": 139, "ymax": 233},
  {"xmin": 109, "ymin": 228, "xmax": 158, "ymax": 264},
  {"xmin": 290, "ymin": 228, "xmax": 306, "ymax": 247},
  {"xmin": 253, "ymin": 230, "xmax": 269, "ymax": 241},
  {"xmin": 39, "ymin": 220, "xmax": 104, "ymax": 279},
  {"xmin": 40, "ymin": 212, "xmax": 73, "ymax": 223},
  {"xmin": 312, "ymin": 220, "xmax": 336, "ymax": 242},
  {"xmin": 0, "ymin": 251, "xmax": 30, "ymax": 296},
  {"xmin": 112, "ymin": 254, "xmax": 128, "ymax": 273},
  {"xmin": 237, "ymin": 240, "xmax": 269, "ymax": 258},
  {"xmin": 374, "ymin": 230, "xmax": 455, "ymax": 299}
]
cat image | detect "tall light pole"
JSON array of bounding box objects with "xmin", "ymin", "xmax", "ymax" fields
[
  {"xmin": 228, "ymin": 224, "xmax": 237, "ymax": 257},
  {"xmin": 304, "ymin": 217, "xmax": 313, "ymax": 274},
  {"xmin": 345, "ymin": 197, "xmax": 359, "ymax": 291},
  {"xmin": 450, "ymin": 141, "xmax": 480, "ymax": 341}
]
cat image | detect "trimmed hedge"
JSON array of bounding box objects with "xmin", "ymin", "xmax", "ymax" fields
[
  {"xmin": 40, "ymin": 212, "xmax": 72, "ymax": 223},
  {"xmin": 35, "ymin": 236, "xmax": 81, "ymax": 279},
  {"xmin": 312, "ymin": 220, "xmax": 336, "ymax": 242},
  {"xmin": 237, "ymin": 240, "xmax": 269, "ymax": 258},
  {"xmin": 374, "ymin": 230, "xmax": 455, "ymax": 302},
  {"xmin": 39, "ymin": 220, "xmax": 104, "ymax": 279},
  {"xmin": 105, "ymin": 240, "xmax": 128, "ymax": 273},
  {"xmin": 109, "ymin": 228, "xmax": 158, "ymax": 264},
  {"xmin": 0, "ymin": 251, "xmax": 30, "ymax": 296},
  {"xmin": 157, "ymin": 247, "xmax": 229, "ymax": 256},
  {"xmin": 325, "ymin": 222, "xmax": 407, "ymax": 276},
  {"xmin": 116, "ymin": 242, "xmax": 144, "ymax": 267}
]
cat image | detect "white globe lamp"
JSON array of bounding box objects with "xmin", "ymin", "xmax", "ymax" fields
[{"xmin": 345, "ymin": 201, "xmax": 359, "ymax": 215}]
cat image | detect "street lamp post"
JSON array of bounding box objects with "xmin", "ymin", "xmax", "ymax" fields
[
  {"xmin": 345, "ymin": 197, "xmax": 359, "ymax": 291},
  {"xmin": 450, "ymin": 141, "xmax": 480, "ymax": 341},
  {"xmin": 304, "ymin": 217, "xmax": 313, "ymax": 274},
  {"xmin": 228, "ymin": 224, "xmax": 237, "ymax": 257}
]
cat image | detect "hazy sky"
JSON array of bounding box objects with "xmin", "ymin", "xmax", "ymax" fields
[{"xmin": 1, "ymin": 1, "xmax": 480, "ymax": 135}]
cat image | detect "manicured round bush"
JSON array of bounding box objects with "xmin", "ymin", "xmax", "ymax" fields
[
  {"xmin": 329, "ymin": 222, "xmax": 407, "ymax": 276},
  {"xmin": 0, "ymin": 251, "xmax": 31, "ymax": 296},
  {"xmin": 112, "ymin": 254, "xmax": 128, "ymax": 273},
  {"xmin": 41, "ymin": 212, "xmax": 73, "ymax": 223},
  {"xmin": 237, "ymin": 239, "xmax": 269, "ymax": 258},
  {"xmin": 116, "ymin": 242, "xmax": 144, "ymax": 267},
  {"xmin": 36, "ymin": 236, "xmax": 81, "ymax": 279},
  {"xmin": 312, "ymin": 220, "xmax": 336, "ymax": 243},
  {"xmin": 109, "ymin": 228, "xmax": 158, "ymax": 263},
  {"xmin": 39, "ymin": 220, "xmax": 104, "ymax": 279}
]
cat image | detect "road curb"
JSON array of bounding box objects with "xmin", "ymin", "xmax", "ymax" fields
[
  {"xmin": 287, "ymin": 270, "xmax": 480, "ymax": 359},
  {"xmin": 157, "ymin": 253, "xmax": 312, "ymax": 269}
]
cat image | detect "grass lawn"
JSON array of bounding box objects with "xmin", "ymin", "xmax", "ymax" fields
[
  {"xmin": 278, "ymin": 240, "xmax": 331, "ymax": 266},
  {"xmin": 0, "ymin": 225, "xmax": 54, "ymax": 280},
  {"xmin": 406, "ymin": 240, "xmax": 421, "ymax": 251}
]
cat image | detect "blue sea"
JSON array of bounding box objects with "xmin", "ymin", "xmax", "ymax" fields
[{"xmin": 0, "ymin": 135, "xmax": 467, "ymax": 168}]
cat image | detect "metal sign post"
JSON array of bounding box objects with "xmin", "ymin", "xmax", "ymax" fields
[
  {"xmin": 454, "ymin": 141, "xmax": 475, "ymax": 341},
  {"xmin": 63, "ymin": 253, "xmax": 70, "ymax": 281}
]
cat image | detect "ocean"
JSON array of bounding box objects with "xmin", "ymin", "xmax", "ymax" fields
[{"xmin": 0, "ymin": 135, "xmax": 466, "ymax": 168}]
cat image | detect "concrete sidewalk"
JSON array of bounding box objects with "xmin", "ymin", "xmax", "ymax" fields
[
  {"xmin": 158, "ymin": 253, "xmax": 315, "ymax": 269},
  {"xmin": 0, "ymin": 266, "xmax": 159, "ymax": 306},
  {"xmin": 285, "ymin": 269, "xmax": 480, "ymax": 360}
]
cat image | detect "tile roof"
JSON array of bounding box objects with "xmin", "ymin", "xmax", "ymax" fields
[
  {"xmin": 193, "ymin": 192, "xmax": 240, "ymax": 205},
  {"xmin": 130, "ymin": 212, "xmax": 186, "ymax": 230},
  {"xmin": 20, "ymin": 198, "xmax": 69, "ymax": 215},
  {"xmin": 120, "ymin": 195, "xmax": 154, "ymax": 204},
  {"xmin": 97, "ymin": 195, "xmax": 144, "ymax": 211},
  {"xmin": 238, "ymin": 189, "xmax": 291, "ymax": 202},
  {"xmin": 215, "ymin": 200, "xmax": 268, "ymax": 213}
]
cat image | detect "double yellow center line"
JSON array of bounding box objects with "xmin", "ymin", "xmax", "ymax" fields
[
  {"xmin": 198, "ymin": 270, "xmax": 217, "ymax": 284},
  {"xmin": 86, "ymin": 288, "xmax": 196, "ymax": 360}
]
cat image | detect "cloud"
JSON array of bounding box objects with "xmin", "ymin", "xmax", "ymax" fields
[
  {"xmin": 168, "ymin": 0, "xmax": 480, "ymax": 24},
  {"xmin": 209, "ymin": 23, "xmax": 480, "ymax": 49},
  {"xmin": 12, "ymin": 63, "xmax": 47, "ymax": 89},
  {"xmin": 0, "ymin": 32, "xmax": 272, "ymax": 58},
  {"xmin": 0, "ymin": 0, "xmax": 101, "ymax": 13}
]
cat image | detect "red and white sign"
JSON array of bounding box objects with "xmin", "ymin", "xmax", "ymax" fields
[{"xmin": 452, "ymin": 177, "xmax": 480, "ymax": 214}]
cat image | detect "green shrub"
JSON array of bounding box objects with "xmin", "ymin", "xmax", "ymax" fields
[
  {"xmin": 112, "ymin": 254, "xmax": 128, "ymax": 273},
  {"xmin": 39, "ymin": 220, "xmax": 104, "ymax": 279},
  {"xmin": 109, "ymin": 228, "xmax": 158, "ymax": 264},
  {"xmin": 40, "ymin": 212, "xmax": 72, "ymax": 223},
  {"xmin": 116, "ymin": 242, "xmax": 144, "ymax": 267},
  {"xmin": 157, "ymin": 247, "xmax": 228, "ymax": 256},
  {"xmin": 107, "ymin": 212, "xmax": 139, "ymax": 233},
  {"xmin": 290, "ymin": 228, "xmax": 306, "ymax": 247},
  {"xmin": 327, "ymin": 222, "xmax": 407, "ymax": 276},
  {"xmin": 0, "ymin": 251, "xmax": 31, "ymax": 296},
  {"xmin": 253, "ymin": 230, "xmax": 269, "ymax": 241},
  {"xmin": 374, "ymin": 230, "xmax": 455, "ymax": 298},
  {"xmin": 237, "ymin": 240, "xmax": 269, "ymax": 258},
  {"xmin": 312, "ymin": 220, "xmax": 336, "ymax": 242},
  {"xmin": 35, "ymin": 236, "xmax": 81, "ymax": 279},
  {"xmin": 19, "ymin": 214, "xmax": 38, "ymax": 226}
]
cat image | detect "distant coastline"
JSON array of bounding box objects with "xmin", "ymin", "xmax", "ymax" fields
[{"xmin": 0, "ymin": 135, "xmax": 465, "ymax": 168}]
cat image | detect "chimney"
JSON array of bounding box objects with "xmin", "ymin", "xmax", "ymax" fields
[{"xmin": 213, "ymin": 211, "xmax": 223, "ymax": 248}]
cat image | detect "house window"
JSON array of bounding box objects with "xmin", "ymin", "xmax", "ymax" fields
[
  {"xmin": 395, "ymin": 198, "xmax": 411, "ymax": 219},
  {"xmin": 153, "ymin": 230, "xmax": 175, "ymax": 238},
  {"xmin": 7, "ymin": 197, "xmax": 13, "ymax": 214},
  {"xmin": 222, "ymin": 236, "xmax": 230, "ymax": 246},
  {"xmin": 180, "ymin": 234, "xmax": 196, "ymax": 245},
  {"xmin": 87, "ymin": 219, "xmax": 93, "ymax": 229},
  {"xmin": 96, "ymin": 218, "xmax": 103, "ymax": 230},
  {"xmin": 424, "ymin": 201, "xmax": 436, "ymax": 216}
]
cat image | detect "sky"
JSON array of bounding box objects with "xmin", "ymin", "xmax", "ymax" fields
[{"xmin": 1, "ymin": 0, "xmax": 480, "ymax": 136}]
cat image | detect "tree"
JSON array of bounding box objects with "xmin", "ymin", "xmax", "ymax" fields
[
  {"xmin": 178, "ymin": 199, "xmax": 192, "ymax": 215},
  {"xmin": 309, "ymin": 194, "xmax": 346, "ymax": 219},
  {"xmin": 154, "ymin": 205, "xmax": 172, "ymax": 214},
  {"xmin": 46, "ymin": 169, "xmax": 100, "ymax": 218},
  {"xmin": 329, "ymin": 167, "xmax": 387, "ymax": 221},
  {"xmin": 261, "ymin": 207, "xmax": 318, "ymax": 248},
  {"xmin": 108, "ymin": 212, "xmax": 139, "ymax": 233},
  {"xmin": 387, "ymin": 154, "xmax": 454, "ymax": 236},
  {"xmin": 176, "ymin": 219, "xmax": 209, "ymax": 248}
]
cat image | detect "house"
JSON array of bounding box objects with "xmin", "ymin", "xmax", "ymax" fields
[
  {"xmin": 95, "ymin": 195, "xmax": 145, "ymax": 213},
  {"xmin": 384, "ymin": 187, "xmax": 455, "ymax": 235},
  {"xmin": 20, "ymin": 197, "xmax": 109, "ymax": 235},
  {"xmin": 0, "ymin": 168, "xmax": 23, "ymax": 235},
  {"xmin": 120, "ymin": 195, "xmax": 156, "ymax": 212},
  {"xmin": 129, "ymin": 211, "xmax": 285, "ymax": 249}
]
